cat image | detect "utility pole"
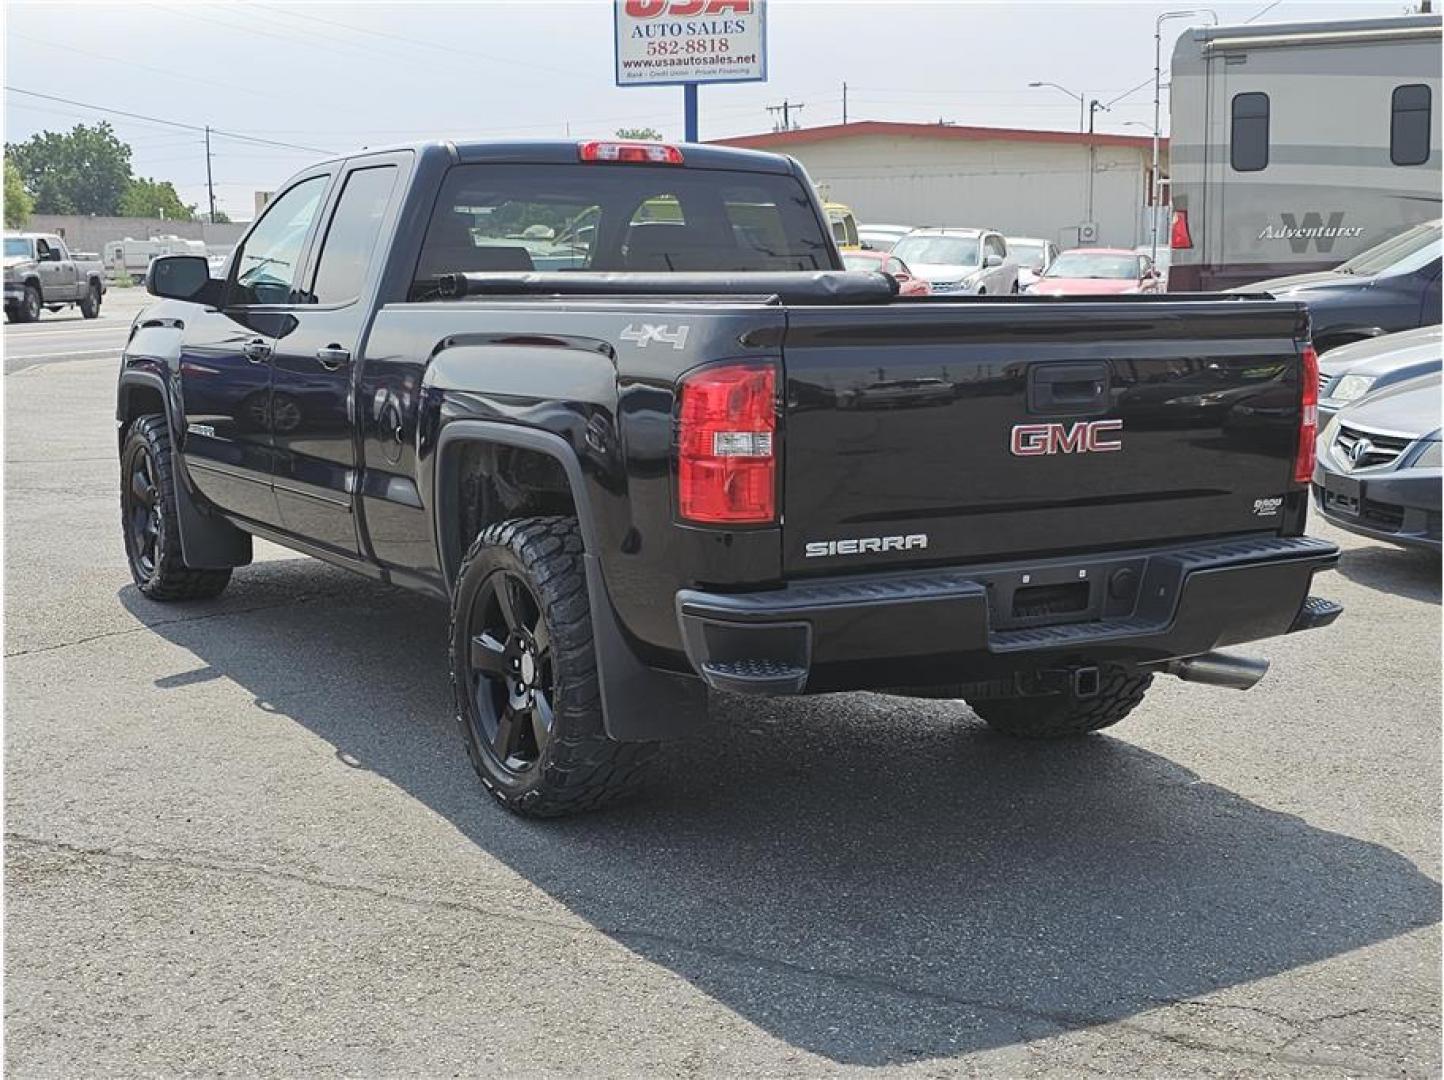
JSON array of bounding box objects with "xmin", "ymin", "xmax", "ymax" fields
[
  {"xmin": 767, "ymin": 100, "xmax": 804, "ymax": 132},
  {"xmin": 204, "ymin": 125, "xmax": 216, "ymax": 225},
  {"xmin": 1153, "ymin": 10, "xmax": 1218, "ymax": 263},
  {"xmin": 842, "ymin": 82, "xmax": 848, "ymax": 125}
]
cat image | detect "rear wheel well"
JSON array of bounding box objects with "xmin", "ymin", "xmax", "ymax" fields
[{"xmin": 449, "ymin": 441, "xmax": 578, "ymax": 579}]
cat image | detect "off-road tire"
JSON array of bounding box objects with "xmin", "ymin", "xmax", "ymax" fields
[
  {"xmin": 969, "ymin": 667, "xmax": 1153, "ymax": 738},
  {"xmin": 450, "ymin": 516, "xmax": 657, "ymax": 818},
  {"xmin": 79, "ymin": 282, "xmax": 101, "ymax": 319},
  {"xmin": 11, "ymin": 285, "xmax": 41, "ymax": 323},
  {"xmin": 120, "ymin": 415, "xmax": 232, "ymax": 601}
]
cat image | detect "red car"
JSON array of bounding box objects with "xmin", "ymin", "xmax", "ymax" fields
[
  {"xmin": 1027, "ymin": 248, "xmax": 1162, "ymax": 296},
  {"xmin": 841, "ymin": 250, "xmax": 932, "ymax": 296}
]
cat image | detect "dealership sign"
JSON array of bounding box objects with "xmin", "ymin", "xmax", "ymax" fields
[{"xmin": 614, "ymin": 0, "xmax": 767, "ymax": 87}]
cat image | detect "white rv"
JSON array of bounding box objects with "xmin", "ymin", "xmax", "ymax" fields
[
  {"xmin": 1167, "ymin": 13, "xmax": 1441, "ymax": 291},
  {"xmin": 107, "ymin": 235, "xmax": 207, "ymax": 281}
]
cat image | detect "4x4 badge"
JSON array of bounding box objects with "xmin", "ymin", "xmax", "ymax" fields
[{"xmin": 620, "ymin": 323, "xmax": 690, "ymax": 350}]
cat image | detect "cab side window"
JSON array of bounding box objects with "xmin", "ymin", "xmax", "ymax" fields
[
  {"xmin": 307, "ymin": 166, "xmax": 399, "ymax": 305},
  {"xmin": 230, "ymin": 175, "xmax": 328, "ymax": 306},
  {"xmin": 985, "ymin": 235, "xmax": 1007, "ymax": 263}
]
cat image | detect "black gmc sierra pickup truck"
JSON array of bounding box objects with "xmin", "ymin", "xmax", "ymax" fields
[{"xmin": 118, "ymin": 139, "xmax": 1342, "ymax": 817}]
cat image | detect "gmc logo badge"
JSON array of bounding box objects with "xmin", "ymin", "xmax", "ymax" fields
[{"xmin": 1010, "ymin": 419, "xmax": 1123, "ymax": 456}]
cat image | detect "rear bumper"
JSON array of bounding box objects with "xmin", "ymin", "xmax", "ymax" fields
[{"xmin": 675, "ymin": 535, "xmax": 1340, "ymax": 694}]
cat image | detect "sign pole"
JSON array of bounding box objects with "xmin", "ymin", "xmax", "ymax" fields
[{"xmin": 684, "ymin": 83, "xmax": 698, "ymax": 142}]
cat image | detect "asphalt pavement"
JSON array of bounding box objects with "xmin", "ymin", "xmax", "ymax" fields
[
  {"xmin": 3, "ymin": 315, "xmax": 1440, "ymax": 1076},
  {"xmin": 3, "ymin": 286, "xmax": 149, "ymax": 374}
]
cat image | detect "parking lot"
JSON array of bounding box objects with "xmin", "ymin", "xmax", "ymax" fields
[{"xmin": 4, "ymin": 295, "xmax": 1440, "ymax": 1076}]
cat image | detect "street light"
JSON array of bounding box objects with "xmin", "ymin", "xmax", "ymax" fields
[
  {"xmin": 1152, "ymin": 9, "xmax": 1218, "ymax": 264},
  {"xmin": 1028, "ymin": 81, "xmax": 1086, "ymax": 133}
]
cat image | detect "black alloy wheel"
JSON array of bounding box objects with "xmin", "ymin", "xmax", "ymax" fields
[
  {"xmin": 125, "ymin": 444, "xmax": 164, "ymax": 581},
  {"xmin": 464, "ymin": 568, "xmax": 556, "ymax": 775}
]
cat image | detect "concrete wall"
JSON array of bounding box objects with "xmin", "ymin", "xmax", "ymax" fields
[
  {"xmin": 24, "ymin": 215, "xmax": 247, "ymax": 256},
  {"xmin": 781, "ymin": 134, "xmax": 1163, "ymax": 249}
]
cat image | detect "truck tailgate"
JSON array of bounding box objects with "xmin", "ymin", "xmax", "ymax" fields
[{"xmin": 781, "ymin": 298, "xmax": 1309, "ymax": 575}]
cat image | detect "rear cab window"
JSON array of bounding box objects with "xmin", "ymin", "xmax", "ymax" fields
[{"xmin": 410, "ymin": 163, "xmax": 832, "ymax": 299}]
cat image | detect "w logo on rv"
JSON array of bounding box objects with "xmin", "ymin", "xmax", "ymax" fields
[{"xmin": 1258, "ymin": 212, "xmax": 1364, "ymax": 254}]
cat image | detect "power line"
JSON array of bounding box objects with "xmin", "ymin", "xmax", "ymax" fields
[
  {"xmin": 8, "ymin": 31, "xmax": 295, "ymax": 107},
  {"xmin": 247, "ymin": 1, "xmax": 582, "ymax": 80},
  {"xmin": 3, "ymin": 87, "xmax": 335, "ymax": 155}
]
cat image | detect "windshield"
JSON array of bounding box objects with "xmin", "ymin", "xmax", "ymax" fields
[
  {"xmin": 891, "ymin": 235, "xmax": 978, "ymax": 267},
  {"xmin": 1044, "ymin": 252, "xmax": 1139, "ymax": 279},
  {"xmin": 841, "ymin": 252, "xmax": 884, "ymax": 271},
  {"xmin": 1007, "ymin": 241, "xmax": 1048, "ymax": 269},
  {"xmin": 1338, "ymin": 220, "xmax": 1441, "ymax": 276},
  {"xmin": 4, "ymin": 238, "xmax": 32, "ymax": 258}
]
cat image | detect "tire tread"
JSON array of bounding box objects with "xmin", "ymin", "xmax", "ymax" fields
[
  {"xmin": 450, "ymin": 516, "xmax": 657, "ymax": 818},
  {"xmin": 969, "ymin": 667, "xmax": 1152, "ymax": 739},
  {"xmin": 121, "ymin": 415, "xmax": 232, "ymax": 601}
]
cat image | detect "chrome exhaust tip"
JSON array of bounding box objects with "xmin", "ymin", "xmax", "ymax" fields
[{"xmin": 1164, "ymin": 651, "xmax": 1270, "ymax": 691}]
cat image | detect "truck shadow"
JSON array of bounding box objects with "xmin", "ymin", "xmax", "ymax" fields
[
  {"xmin": 1335, "ymin": 543, "xmax": 1441, "ymax": 605},
  {"xmin": 119, "ymin": 567, "xmax": 1440, "ymax": 1067}
]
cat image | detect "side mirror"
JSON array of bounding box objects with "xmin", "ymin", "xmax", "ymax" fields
[
  {"xmin": 147, "ymin": 255, "xmax": 214, "ymax": 302},
  {"xmin": 984, "ymin": 253, "xmax": 1004, "ymax": 268}
]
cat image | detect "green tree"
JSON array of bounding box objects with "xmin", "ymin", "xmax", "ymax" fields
[
  {"xmin": 5, "ymin": 122, "xmax": 132, "ymax": 215},
  {"xmin": 210, "ymin": 208, "xmax": 231, "ymax": 224},
  {"xmin": 4, "ymin": 158, "xmax": 33, "ymax": 228},
  {"xmin": 119, "ymin": 176, "xmax": 196, "ymax": 221},
  {"xmin": 616, "ymin": 126, "xmax": 664, "ymax": 141}
]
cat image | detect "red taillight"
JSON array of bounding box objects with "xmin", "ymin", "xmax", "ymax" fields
[
  {"xmin": 677, "ymin": 362, "xmax": 777, "ymax": 524},
  {"xmin": 1294, "ymin": 343, "xmax": 1319, "ymax": 485},
  {"xmin": 1170, "ymin": 209, "xmax": 1193, "ymax": 250},
  {"xmin": 578, "ymin": 141, "xmax": 684, "ymax": 165}
]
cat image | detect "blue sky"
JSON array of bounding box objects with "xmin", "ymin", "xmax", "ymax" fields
[{"xmin": 4, "ymin": 0, "xmax": 1412, "ymax": 217}]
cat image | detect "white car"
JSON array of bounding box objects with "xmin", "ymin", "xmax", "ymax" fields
[
  {"xmin": 889, "ymin": 228, "xmax": 1019, "ymax": 295},
  {"xmin": 857, "ymin": 223, "xmax": 915, "ymax": 253},
  {"xmin": 1005, "ymin": 236, "xmax": 1059, "ymax": 291}
]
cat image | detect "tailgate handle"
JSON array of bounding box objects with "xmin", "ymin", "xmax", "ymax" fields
[{"xmin": 1028, "ymin": 361, "xmax": 1110, "ymax": 415}]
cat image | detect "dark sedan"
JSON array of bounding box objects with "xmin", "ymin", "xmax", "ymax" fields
[
  {"xmin": 1236, "ymin": 220, "xmax": 1441, "ymax": 354},
  {"xmin": 1318, "ymin": 325, "xmax": 1442, "ymax": 424},
  {"xmin": 1312, "ymin": 372, "xmax": 1441, "ymax": 552}
]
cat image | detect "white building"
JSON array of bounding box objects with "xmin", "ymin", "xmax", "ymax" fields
[{"xmin": 713, "ymin": 120, "xmax": 1170, "ymax": 250}]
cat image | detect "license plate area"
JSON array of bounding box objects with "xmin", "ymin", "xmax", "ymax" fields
[
  {"xmin": 984, "ymin": 556, "xmax": 1147, "ymax": 630},
  {"xmin": 1323, "ymin": 473, "xmax": 1362, "ymax": 517}
]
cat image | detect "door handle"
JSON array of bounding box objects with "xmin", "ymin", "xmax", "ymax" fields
[
  {"xmin": 316, "ymin": 345, "xmax": 351, "ymax": 371},
  {"xmin": 242, "ymin": 339, "xmax": 271, "ymax": 363}
]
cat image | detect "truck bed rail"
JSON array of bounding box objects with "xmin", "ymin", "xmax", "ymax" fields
[
  {"xmin": 435, "ymin": 270, "xmax": 1285, "ymax": 307},
  {"xmin": 436, "ymin": 270, "xmax": 899, "ymax": 305}
]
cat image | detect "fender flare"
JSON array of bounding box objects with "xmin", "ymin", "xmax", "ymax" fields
[
  {"xmin": 118, "ymin": 369, "xmax": 252, "ymax": 570},
  {"xmin": 435, "ymin": 419, "xmax": 707, "ymax": 742}
]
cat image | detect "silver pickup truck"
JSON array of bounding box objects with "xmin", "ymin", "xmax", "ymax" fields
[{"xmin": 4, "ymin": 232, "xmax": 107, "ymax": 323}]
